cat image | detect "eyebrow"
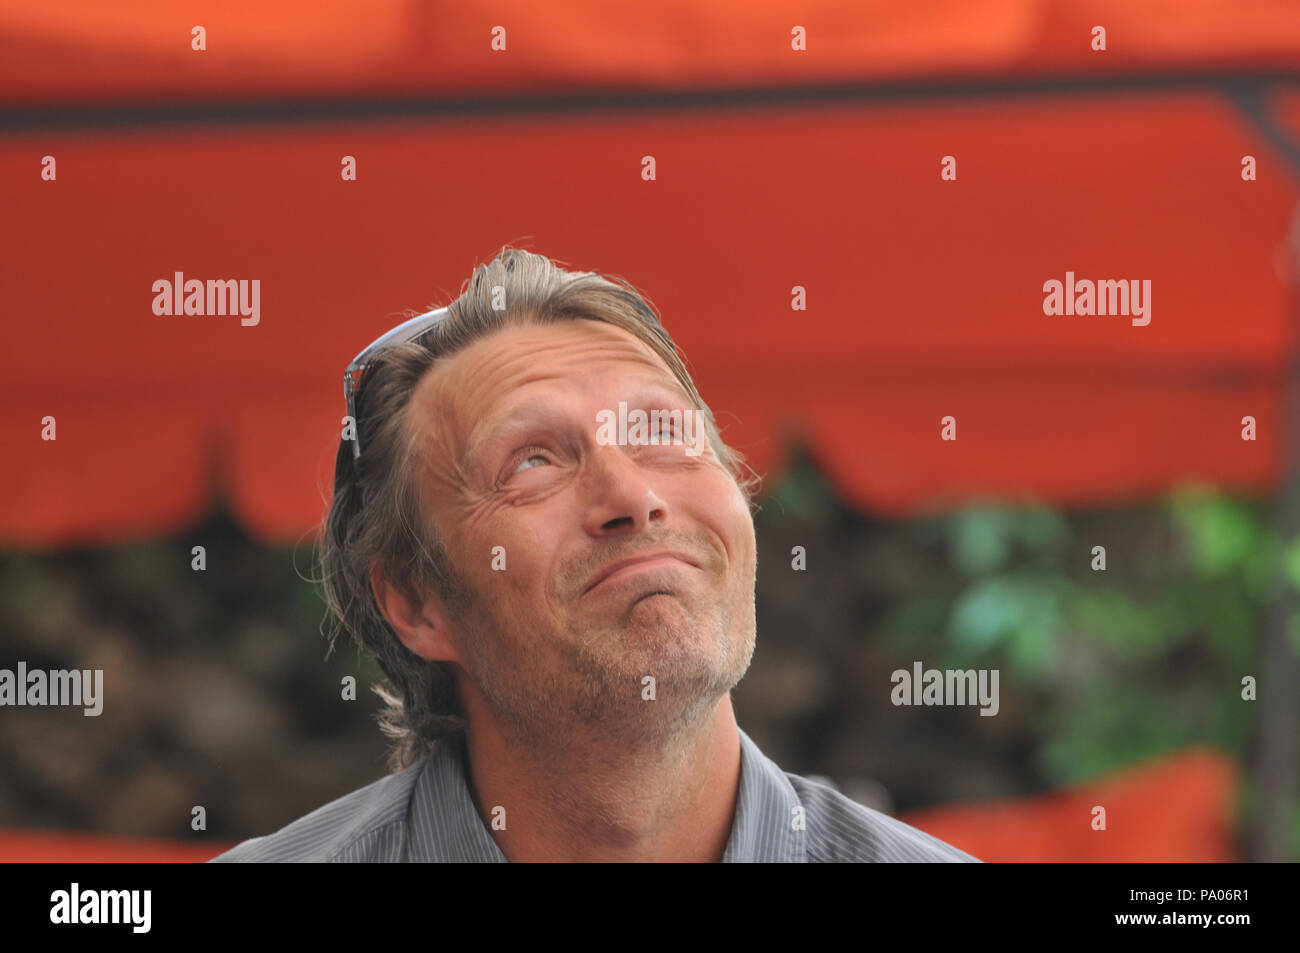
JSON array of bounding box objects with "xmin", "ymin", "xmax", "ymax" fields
[{"xmin": 461, "ymin": 379, "xmax": 696, "ymax": 476}]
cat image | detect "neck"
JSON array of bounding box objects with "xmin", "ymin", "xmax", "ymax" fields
[{"xmin": 461, "ymin": 698, "xmax": 742, "ymax": 862}]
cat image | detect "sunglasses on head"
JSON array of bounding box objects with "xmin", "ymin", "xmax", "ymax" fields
[{"xmin": 343, "ymin": 306, "xmax": 452, "ymax": 460}]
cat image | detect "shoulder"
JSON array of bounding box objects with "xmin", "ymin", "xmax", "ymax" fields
[
  {"xmin": 787, "ymin": 772, "xmax": 981, "ymax": 863},
  {"xmin": 208, "ymin": 759, "xmax": 427, "ymax": 863}
]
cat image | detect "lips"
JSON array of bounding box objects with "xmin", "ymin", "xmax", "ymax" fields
[{"xmin": 582, "ymin": 551, "xmax": 700, "ymax": 596}]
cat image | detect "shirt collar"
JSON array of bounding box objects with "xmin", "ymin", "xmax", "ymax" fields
[
  {"xmin": 406, "ymin": 725, "xmax": 805, "ymax": 862},
  {"xmin": 721, "ymin": 727, "xmax": 806, "ymax": 862},
  {"xmin": 407, "ymin": 732, "xmax": 505, "ymax": 862}
]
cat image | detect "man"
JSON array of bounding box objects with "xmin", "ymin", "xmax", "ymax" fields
[{"xmin": 212, "ymin": 248, "xmax": 979, "ymax": 863}]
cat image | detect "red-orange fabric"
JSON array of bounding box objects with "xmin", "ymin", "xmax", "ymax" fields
[
  {"xmin": 4, "ymin": 1, "xmax": 1300, "ymax": 105},
  {"xmin": 0, "ymin": 829, "xmax": 232, "ymax": 862},
  {"xmin": 2, "ymin": 5, "xmax": 1299, "ymax": 546},
  {"xmin": 902, "ymin": 747, "xmax": 1239, "ymax": 862}
]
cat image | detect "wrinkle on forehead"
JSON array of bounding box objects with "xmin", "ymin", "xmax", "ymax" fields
[{"xmin": 405, "ymin": 318, "xmax": 686, "ymax": 484}]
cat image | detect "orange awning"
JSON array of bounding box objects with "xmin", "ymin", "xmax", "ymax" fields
[{"xmin": 3, "ymin": 1, "xmax": 1299, "ymax": 547}]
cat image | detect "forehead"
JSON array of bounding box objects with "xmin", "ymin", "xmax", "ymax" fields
[{"xmin": 406, "ymin": 318, "xmax": 686, "ymax": 448}]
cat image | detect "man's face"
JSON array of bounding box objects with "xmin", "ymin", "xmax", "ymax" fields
[{"xmin": 405, "ymin": 318, "xmax": 757, "ymax": 747}]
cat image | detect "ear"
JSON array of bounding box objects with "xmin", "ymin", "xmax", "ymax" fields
[{"xmin": 369, "ymin": 561, "xmax": 462, "ymax": 664}]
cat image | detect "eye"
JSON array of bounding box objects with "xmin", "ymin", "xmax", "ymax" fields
[
  {"xmin": 509, "ymin": 447, "xmax": 552, "ymax": 474},
  {"xmin": 660, "ymin": 418, "xmax": 693, "ymax": 446}
]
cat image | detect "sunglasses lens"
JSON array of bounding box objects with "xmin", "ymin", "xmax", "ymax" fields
[{"xmin": 344, "ymin": 307, "xmax": 451, "ymax": 460}]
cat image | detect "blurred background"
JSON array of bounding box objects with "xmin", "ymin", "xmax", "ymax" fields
[{"xmin": 2, "ymin": 0, "xmax": 1299, "ymax": 862}]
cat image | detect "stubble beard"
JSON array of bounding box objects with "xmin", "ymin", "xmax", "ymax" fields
[{"xmin": 456, "ymin": 580, "xmax": 756, "ymax": 755}]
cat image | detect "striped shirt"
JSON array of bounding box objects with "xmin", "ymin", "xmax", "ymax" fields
[{"xmin": 209, "ymin": 727, "xmax": 980, "ymax": 862}]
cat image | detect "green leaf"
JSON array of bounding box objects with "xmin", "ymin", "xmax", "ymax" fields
[
  {"xmin": 948, "ymin": 578, "xmax": 1019, "ymax": 652},
  {"xmin": 1282, "ymin": 536, "xmax": 1300, "ymax": 592},
  {"xmin": 1169, "ymin": 488, "xmax": 1259, "ymax": 576},
  {"xmin": 949, "ymin": 508, "xmax": 1012, "ymax": 575}
]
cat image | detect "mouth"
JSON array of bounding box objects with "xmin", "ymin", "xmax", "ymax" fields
[{"xmin": 582, "ymin": 551, "xmax": 700, "ymax": 596}]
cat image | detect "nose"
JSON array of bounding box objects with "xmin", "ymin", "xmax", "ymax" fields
[{"xmin": 580, "ymin": 443, "xmax": 668, "ymax": 536}]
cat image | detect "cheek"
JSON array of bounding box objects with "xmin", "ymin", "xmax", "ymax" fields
[
  {"xmin": 689, "ymin": 470, "xmax": 755, "ymax": 561},
  {"xmin": 465, "ymin": 511, "xmax": 558, "ymax": 605}
]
